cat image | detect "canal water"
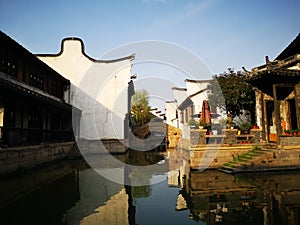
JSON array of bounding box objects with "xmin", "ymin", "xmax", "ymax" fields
[{"xmin": 0, "ymin": 149, "xmax": 300, "ymax": 225}]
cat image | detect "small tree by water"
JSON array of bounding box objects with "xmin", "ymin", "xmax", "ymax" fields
[{"xmin": 130, "ymin": 90, "xmax": 154, "ymax": 128}]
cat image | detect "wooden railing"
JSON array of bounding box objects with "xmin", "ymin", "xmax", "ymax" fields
[{"xmin": 0, "ymin": 126, "xmax": 74, "ymax": 147}]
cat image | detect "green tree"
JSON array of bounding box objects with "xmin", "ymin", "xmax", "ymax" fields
[
  {"xmin": 208, "ymin": 68, "xmax": 256, "ymax": 120},
  {"xmin": 130, "ymin": 90, "xmax": 154, "ymax": 128}
]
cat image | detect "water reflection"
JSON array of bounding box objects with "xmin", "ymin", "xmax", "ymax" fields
[
  {"xmin": 0, "ymin": 149, "xmax": 299, "ymax": 225},
  {"xmin": 0, "ymin": 160, "xmax": 83, "ymax": 225},
  {"xmin": 174, "ymin": 162, "xmax": 300, "ymax": 225}
]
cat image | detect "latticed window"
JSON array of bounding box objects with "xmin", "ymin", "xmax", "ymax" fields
[
  {"xmin": 180, "ymin": 111, "xmax": 184, "ymax": 123},
  {"xmin": 28, "ymin": 109, "xmax": 42, "ymax": 129},
  {"xmin": 185, "ymin": 109, "xmax": 189, "ymax": 123},
  {"xmin": 0, "ymin": 56, "xmax": 17, "ymax": 77},
  {"xmin": 29, "ymin": 73, "xmax": 44, "ymax": 90}
]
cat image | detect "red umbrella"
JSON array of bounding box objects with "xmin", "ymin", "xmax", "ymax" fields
[{"xmin": 200, "ymin": 100, "xmax": 211, "ymax": 124}]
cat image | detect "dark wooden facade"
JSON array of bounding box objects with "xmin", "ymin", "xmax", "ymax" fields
[
  {"xmin": 0, "ymin": 31, "xmax": 80, "ymax": 147},
  {"xmin": 246, "ymin": 33, "xmax": 300, "ymax": 144}
]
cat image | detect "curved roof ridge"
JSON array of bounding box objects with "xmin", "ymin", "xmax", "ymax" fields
[
  {"xmin": 36, "ymin": 37, "xmax": 135, "ymax": 63},
  {"xmin": 185, "ymin": 79, "xmax": 211, "ymax": 83}
]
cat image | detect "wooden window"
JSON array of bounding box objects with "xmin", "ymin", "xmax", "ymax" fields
[
  {"xmin": 28, "ymin": 109, "xmax": 42, "ymax": 129},
  {"xmin": 180, "ymin": 111, "xmax": 183, "ymax": 123},
  {"xmin": 185, "ymin": 109, "xmax": 189, "ymax": 123},
  {"xmin": 29, "ymin": 72, "xmax": 44, "ymax": 90},
  {"xmin": 0, "ymin": 56, "xmax": 17, "ymax": 77}
]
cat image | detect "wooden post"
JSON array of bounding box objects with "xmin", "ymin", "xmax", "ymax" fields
[
  {"xmin": 260, "ymin": 90, "xmax": 267, "ymax": 142},
  {"xmin": 273, "ymin": 84, "xmax": 281, "ymax": 145},
  {"xmin": 295, "ymin": 83, "xmax": 300, "ymax": 129},
  {"xmin": 20, "ymin": 103, "xmax": 23, "ymax": 145}
]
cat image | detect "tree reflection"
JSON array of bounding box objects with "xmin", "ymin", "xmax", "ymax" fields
[{"xmin": 176, "ymin": 168, "xmax": 300, "ymax": 225}]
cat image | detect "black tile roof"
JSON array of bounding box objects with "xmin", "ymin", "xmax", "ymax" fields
[{"xmin": 276, "ymin": 33, "xmax": 300, "ymax": 60}]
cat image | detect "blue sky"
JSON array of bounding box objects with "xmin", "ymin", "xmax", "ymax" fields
[
  {"xmin": 1, "ymin": 0, "xmax": 299, "ymax": 109},
  {"xmin": 1, "ymin": 0, "xmax": 299, "ymax": 73}
]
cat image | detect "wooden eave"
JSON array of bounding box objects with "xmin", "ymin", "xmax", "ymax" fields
[
  {"xmin": 247, "ymin": 68, "xmax": 300, "ymax": 97},
  {"xmin": 0, "ymin": 71, "xmax": 78, "ymax": 112},
  {"xmin": 177, "ymin": 97, "xmax": 193, "ymax": 111},
  {"xmin": 0, "ymin": 31, "xmax": 70, "ymax": 85}
]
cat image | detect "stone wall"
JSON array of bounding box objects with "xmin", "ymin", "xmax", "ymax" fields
[
  {"xmin": 187, "ymin": 146, "xmax": 254, "ymax": 169},
  {"xmin": 0, "ymin": 142, "xmax": 76, "ymax": 176},
  {"xmin": 280, "ymin": 136, "xmax": 300, "ymax": 146},
  {"xmin": 190, "ymin": 129, "xmax": 206, "ymax": 145},
  {"xmin": 188, "ymin": 146, "xmax": 300, "ymax": 170},
  {"xmin": 222, "ymin": 129, "xmax": 238, "ymax": 144},
  {"xmin": 190, "ymin": 129, "xmax": 263, "ymax": 146},
  {"xmin": 76, "ymin": 139, "xmax": 128, "ymax": 155},
  {"xmin": 167, "ymin": 125, "xmax": 182, "ymax": 149},
  {"xmin": 250, "ymin": 129, "xmax": 262, "ymax": 143}
]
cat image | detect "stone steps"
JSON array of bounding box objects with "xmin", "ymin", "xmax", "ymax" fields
[{"xmin": 220, "ymin": 147, "xmax": 277, "ymax": 173}]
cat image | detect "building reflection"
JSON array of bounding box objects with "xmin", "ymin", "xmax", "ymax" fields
[
  {"xmin": 65, "ymin": 150, "xmax": 167, "ymax": 225},
  {"xmin": 0, "ymin": 160, "xmax": 83, "ymax": 225},
  {"xmin": 169, "ymin": 151, "xmax": 300, "ymax": 225},
  {"xmin": 63, "ymin": 168, "xmax": 127, "ymax": 225},
  {"xmin": 2, "ymin": 148, "xmax": 300, "ymax": 225}
]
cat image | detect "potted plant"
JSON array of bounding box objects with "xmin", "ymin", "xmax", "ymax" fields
[
  {"xmin": 239, "ymin": 122, "xmax": 252, "ymax": 134},
  {"xmin": 219, "ymin": 117, "xmax": 234, "ymax": 129},
  {"xmin": 284, "ymin": 129, "xmax": 291, "ymax": 135},
  {"xmin": 188, "ymin": 119, "xmax": 199, "ymax": 129},
  {"xmin": 218, "ymin": 118, "xmax": 228, "ymax": 129},
  {"xmin": 204, "ymin": 123, "xmax": 212, "ymax": 135}
]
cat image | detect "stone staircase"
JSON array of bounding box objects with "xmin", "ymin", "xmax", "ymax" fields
[{"xmin": 219, "ymin": 146, "xmax": 278, "ymax": 173}]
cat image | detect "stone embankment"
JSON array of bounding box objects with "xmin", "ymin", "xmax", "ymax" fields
[
  {"xmin": 181, "ymin": 137, "xmax": 300, "ymax": 173},
  {"xmin": 0, "ymin": 142, "xmax": 77, "ymax": 176},
  {"xmin": 220, "ymin": 146, "xmax": 300, "ymax": 173}
]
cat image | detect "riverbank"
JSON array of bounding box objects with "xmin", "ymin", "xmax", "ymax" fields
[
  {"xmin": 219, "ymin": 146, "xmax": 300, "ymax": 174},
  {"xmin": 178, "ymin": 137, "xmax": 300, "ymax": 173},
  {"xmin": 0, "ymin": 138, "xmax": 134, "ymax": 177},
  {"xmin": 180, "ymin": 138, "xmax": 300, "ymax": 173},
  {"xmin": 0, "ymin": 142, "xmax": 77, "ymax": 177}
]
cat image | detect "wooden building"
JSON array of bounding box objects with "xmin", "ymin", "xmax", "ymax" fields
[
  {"xmin": 246, "ymin": 33, "xmax": 300, "ymax": 144},
  {"xmin": 0, "ymin": 31, "xmax": 81, "ymax": 147}
]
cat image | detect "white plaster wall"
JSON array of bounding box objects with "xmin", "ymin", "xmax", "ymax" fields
[
  {"xmin": 181, "ymin": 124, "xmax": 190, "ymax": 139},
  {"xmin": 38, "ymin": 40, "xmax": 93, "ymax": 87},
  {"xmin": 172, "ymin": 89, "xmax": 187, "ymax": 106},
  {"xmin": 165, "ymin": 102, "xmax": 178, "ymax": 127},
  {"xmin": 38, "ymin": 39, "xmax": 133, "ymax": 140},
  {"xmin": 185, "ymin": 81, "xmax": 209, "ymax": 96},
  {"xmin": 190, "ymin": 91, "xmax": 209, "ymax": 114},
  {"xmin": 185, "ymin": 80, "xmax": 210, "ymax": 114},
  {"xmin": 187, "ymin": 80, "xmax": 227, "ymax": 124},
  {"xmin": 172, "ymin": 89, "xmax": 187, "ymax": 132}
]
